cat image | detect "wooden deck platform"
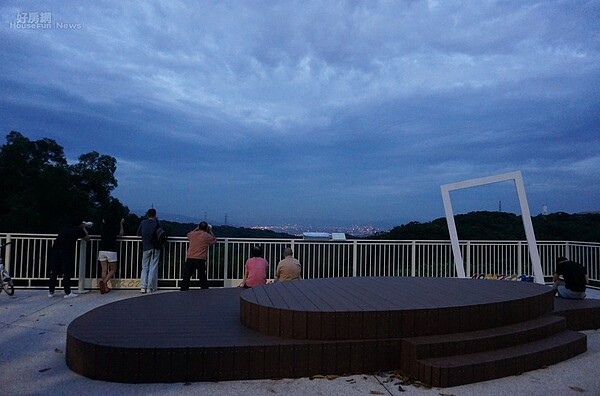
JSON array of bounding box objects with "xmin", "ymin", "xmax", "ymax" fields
[
  {"xmin": 66, "ymin": 277, "xmax": 600, "ymax": 386},
  {"xmin": 240, "ymin": 277, "xmax": 554, "ymax": 339}
]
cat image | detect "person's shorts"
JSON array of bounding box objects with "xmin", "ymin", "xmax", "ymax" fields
[{"xmin": 98, "ymin": 251, "xmax": 118, "ymax": 263}]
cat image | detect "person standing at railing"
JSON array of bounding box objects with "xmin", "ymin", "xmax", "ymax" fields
[
  {"xmin": 97, "ymin": 216, "xmax": 124, "ymax": 294},
  {"xmin": 552, "ymin": 257, "xmax": 589, "ymax": 300},
  {"xmin": 276, "ymin": 247, "xmax": 301, "ymax": 282},
  {"xmin": 137, "ymin": 209, "xmax": 161, "ymax": 293},
  {"xmin": 48, "ymin": 219, "xmax": 90, "ymax": 299},
  {"xmin": 180, "ymin": 221, "xmax": 217, "ymax": 291},
  {"xmin": 238, "ymin": 246, "xmax": 269, "ymax": 288}
]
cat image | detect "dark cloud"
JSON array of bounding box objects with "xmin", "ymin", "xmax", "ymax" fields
[{"xmin": 0, "ymin": 0, "xmax": 598, "ymax": 227}]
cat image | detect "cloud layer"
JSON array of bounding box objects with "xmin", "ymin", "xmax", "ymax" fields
[{"xmin": 1, "ymin": 1, "xmax": 599, "ymax": 227}]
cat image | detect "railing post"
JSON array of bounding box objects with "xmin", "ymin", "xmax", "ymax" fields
[
  {"xmin": 5, "ymin": 234, "xmax": 12, "ymax": 273},
  {"xmin": 223, "ymin": 238, "xmax": 229, "ymax": 285},
  {"xmin": 411, "ymin": 241, "xmax": 416, "ymax": 277},
  {"xmin": 565, "ymin": 241, "xmax": 571, "ymax": 260},
  {"xmin": 517, "ymin": 241, "xmax": 523, "ymax": 277},
  {"xmin": 465, "ymin": 241, "xmax": 471, "ymax": 278},
  {"xmin": 78, "ymin": 240, "xmax": 89, "ymax": 294},
  {"xmin": 352, "ymin": 240, "xmax": 358, "ymax": 277}
]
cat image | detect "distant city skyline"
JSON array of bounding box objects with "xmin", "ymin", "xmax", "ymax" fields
[{"xmin": 132, "ymin": 208, "xmax": 386, "ymax": 234}]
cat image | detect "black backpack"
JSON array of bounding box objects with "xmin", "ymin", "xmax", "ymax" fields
[{"xmin": 151, "ymin": 220, "xmax": 168, "ymax": 249}]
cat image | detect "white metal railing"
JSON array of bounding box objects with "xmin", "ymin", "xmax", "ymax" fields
[{"xmin": 1, "ymin": 233, "xmax": 598, "ymax": 290}]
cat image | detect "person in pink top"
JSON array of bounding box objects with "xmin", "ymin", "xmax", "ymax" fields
[{"xmin": 238, "ymin": 246, "xmax": 269, "ymax": 288}]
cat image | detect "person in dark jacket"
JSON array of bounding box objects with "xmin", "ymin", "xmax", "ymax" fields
[
  {"xmin": 137, "ymin": 208, "xmax": 161, "ymax": 293},
  {"xmin": 48, "ymin": 219, "xmax": 90, "ymax": 299},
  {"xmin": 553, "ymin": 256, "xmax": 589, "ymax": 299}
]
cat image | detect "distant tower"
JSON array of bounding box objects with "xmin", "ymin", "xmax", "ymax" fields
[
  {"xmin": 224, "ymin": 213, "xmax": 228, "ymax": 226},
  {"xmin": 542, "ymin": 204, "xmax": 548, "ymax": 216},
  {"xmin": 203, "ymin": 211, "xmax": 207, "ymax": 221},
  {"xmin": 498, "ymin": 200, "xmax": 502, "ymax": 212}
]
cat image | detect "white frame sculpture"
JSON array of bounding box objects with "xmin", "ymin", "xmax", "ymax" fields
[{"xmin": 440, "ymin": 171, "xmax": 544, "ymax": 284}]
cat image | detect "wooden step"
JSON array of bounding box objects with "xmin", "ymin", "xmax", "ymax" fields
[
  {"xmin": 416, "ymin": 330, "xmax": 587, "ymax": 387},
  {"xmin": 552, "ymin": 296, "xmax": 600, "ymax": 331},
  {"xmin": 401, "ymin": 314, "xmax": 566, "ymax": 374}
]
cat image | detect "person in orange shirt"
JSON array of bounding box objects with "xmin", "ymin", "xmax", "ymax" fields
[{"xmin": 180, "ymin": 221, "xmax": 217, "ymax": 290}]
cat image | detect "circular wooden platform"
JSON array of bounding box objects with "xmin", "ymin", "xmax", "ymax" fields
[
  {"xmin": 239, "ymin": 277, "xmax": 555, "ymax": 339},
  {"xmin": 66, "ymin": 277, "xmax": 556, "ymax": 383}
]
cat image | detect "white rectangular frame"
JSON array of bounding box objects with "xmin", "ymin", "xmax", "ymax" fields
[{"xmin": 440, "ymin": 171, "xmax": 544, "ymax": 284}]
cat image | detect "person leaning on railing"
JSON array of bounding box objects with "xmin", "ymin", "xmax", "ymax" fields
[
  {"xmin": 275, "ymin": 247, "xmax": 301, "ymax": 282},
  {"xmin": 48, "ymin": 219, "xmax": 90, "ymax": 299},
  {"xmin": 552, "ymin": 256, "xmax": 589, "ymax": 300},
  {"xmin": 137, "ymin": 209, "xmax": 161, "ymax": 293},
  {"xmin": 97, "ymin": 216, "xmax": 124, "ymax": 294},
  {"xmin": 180, "ymin": 221, "xmax": 217, "ymax": 291}
]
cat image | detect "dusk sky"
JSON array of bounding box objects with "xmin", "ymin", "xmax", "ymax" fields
[{"xmin": 1, "ymin": 1, "xmax": 598, "ymax": 228}]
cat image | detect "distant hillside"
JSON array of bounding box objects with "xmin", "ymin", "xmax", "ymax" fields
[
  {"xmin": 121, "ymin": 211, "xmax": 600, "ymax": 242},
  {"xmin": 373, "ymin": 211, "xmax": 600, "ymax": 242}
]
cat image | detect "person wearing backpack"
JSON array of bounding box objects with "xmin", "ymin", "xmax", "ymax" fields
[
  {"xmin": 180, "ymin": 221, "xmax": 217, "ymax": 290},
  {"xmin": 137, "ymin": 208, "xmax": 161, "ymax": 293}
]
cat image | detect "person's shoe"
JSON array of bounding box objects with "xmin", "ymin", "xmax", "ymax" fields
[
  {"xmin": 105, "ymin": 287, "xmax": 111, "ymax": 293},
  {"xmin": 64, "ymin": 292, "xmax": 78, "ymax": 299},
  {"xmin": 140, "ymin": 288, "xmax": 147, "ymax": 294},
  {"xmin": 99, "ymin": 280, "xmax": 106, "ymax": 294},
  {"xmin": 48, "ymin": 292, "xmax": 54, "ymax": 298}
]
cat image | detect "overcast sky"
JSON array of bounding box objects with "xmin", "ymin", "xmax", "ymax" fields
[{"xmin": 1, "ymin": 1, "xmax": 598, "ymax": 228}]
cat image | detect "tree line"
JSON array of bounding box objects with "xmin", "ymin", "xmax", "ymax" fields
[
  {"xmin": 372, "ymin": 211, "xmax": 600, "ymax": 242},
  {"xmin": 0, "ymin": 131, "xmax": 130, "ymax": 233}
]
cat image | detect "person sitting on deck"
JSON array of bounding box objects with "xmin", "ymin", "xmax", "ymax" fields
[
  {"xmin": 238, "ymin": 246, "xmax": 269, "ymax": 288},
  {"xmin": 275, "ymin": 247, "xmax": 301, "ymax": 282},
  {"xmin": 552, "ymin": 256, "xmax": 588, "ymax": 300}
]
